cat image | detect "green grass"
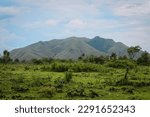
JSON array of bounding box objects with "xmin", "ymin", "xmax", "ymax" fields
[{"xmin": 0, "ymin": 63, "xmax": 150, "ymax": 100}]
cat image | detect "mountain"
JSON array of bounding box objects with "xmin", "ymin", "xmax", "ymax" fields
[
  {"xmin": 88, "ymin": 36, "xmax": 128, "ymax": 56},
  {"xmin": 10, "ymin": 36, "xmax": 129, "ymax": 60}
]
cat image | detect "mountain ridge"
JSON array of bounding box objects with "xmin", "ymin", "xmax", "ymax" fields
[{"xmin": 10, "ymin": 36, "xmax": 129, "ymax": 60}]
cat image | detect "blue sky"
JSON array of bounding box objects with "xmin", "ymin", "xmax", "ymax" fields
[{"xmin": 0, "ymin": 0, "xmax": 150, "ymax": 54}]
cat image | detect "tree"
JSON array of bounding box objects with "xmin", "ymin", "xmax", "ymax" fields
[
  {"xmin": 127, "ymin": 46, "xmax": 141, "ymax": 59},
  {"xmin": 78, "ymin": 53, "xmax": 85, "ymax": 60},
  {"xmin": 2, "ymin": 50, "xmax": 11, "ymax": 63},
  {"xmin": 31, "ymin": 58, "xmax": 42, "ymax": 64},
  {"xmin": 110, "ymin": 52, "xmax": 117, "ymax": 60},
  {"xmin": 94, "ymin": 56, "xmax": 105, "ymax": 64},
  {"xmin": 0, "ymin": 57, "xmax": 2, "ymax": 63},
  {"xmin": 118, "ymin": 55, "xmax": 128, "ymax": 60},
  {"xmin": 137, "ymin": 51, "xmax": 150, "ymax": 65},
  {"xmin": 14, "ymin": 59, "xmax": 20, "ymax": 63}
]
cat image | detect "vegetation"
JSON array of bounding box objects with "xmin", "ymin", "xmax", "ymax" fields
[
  {"xmin": 137, "ymin": 51, "xmax": 150, "ymax": 66},
  {"xmin": 127, "ymin": 46, "xmax": 141, "ymax": 59},
  {"xmin": 0, "ymin": 48, "xmax": 150, "ymax": 100}
]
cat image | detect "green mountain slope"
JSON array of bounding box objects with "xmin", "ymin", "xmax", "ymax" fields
[
  {"xmin": 88, "ymin": 36, "xmax": 128, "ymax": 56},
  {"xmin": 10, "ymin": 36, "xmax": 129, "ymax": 60}
]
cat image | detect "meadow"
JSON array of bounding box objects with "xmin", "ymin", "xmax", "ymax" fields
[{"xmin": 0, "ymin": 60, "xmax": 150, "ymax": 100}]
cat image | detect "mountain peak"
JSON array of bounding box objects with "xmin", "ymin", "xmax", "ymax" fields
[
  {"xmin": 93, "ymin": 36, "xmax": 114, "ymax": 42},
  {"xmin": 93, "ymin": 36, "xmax": 102, "ymax": 39},
  {"xmin": 66, "ymin": 36, "xmax": 88, "ymax": 40}
]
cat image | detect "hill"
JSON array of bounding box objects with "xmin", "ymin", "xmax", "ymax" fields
[{"xmin": 10, "ymin": 36, "xmax": 129, "ymax": 60}]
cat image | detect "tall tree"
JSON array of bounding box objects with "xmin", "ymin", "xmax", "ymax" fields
[
  {"xmin": 137, "ymin": 51, "xmax": 150, "ymax": 65},
  {"xmin": 127, "ymin": 46, "xmax": 141, "ymax": 59},
  {"xmin": 2, "ymin": 50, "xmax": 11, "ymax": 63}
]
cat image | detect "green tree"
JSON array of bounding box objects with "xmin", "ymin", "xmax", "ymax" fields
[
  {"xmin": 110, "ymin": 52, "xmax": 117, "ymax": 60},
  {"xmin": 127, "ymin": 46, "xmax": 141, "ymax": 59},
  {"xmin": 0, "ymin": 58, "xmax": 2, "ymax": 63},
  {"xmin": 137, "ymin": 51, "xmax": 150, "ymax": 65},
  {"xmin": 94, "ymin": 56, "xmax": 105, "ymax": 64},
  {"xmin": 2, "ymin": 50, "xmax": 11, "ymax": 63},
  {"xmin": 31, "ymin": 58, "xmax": 42, "ymax": 64},
  {"xmin": 14, "ymin": 59, "xmax": 20, "ymax": 63}
]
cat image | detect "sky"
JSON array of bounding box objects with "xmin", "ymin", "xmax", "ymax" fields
[{"xmin": 0, "ymin": 0, "xmax": 150, "ymax": 54}]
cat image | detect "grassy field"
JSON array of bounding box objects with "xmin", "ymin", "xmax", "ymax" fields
[{"xmin": 0, "ymin": 61, "xmax": 150, "ymax": 100}]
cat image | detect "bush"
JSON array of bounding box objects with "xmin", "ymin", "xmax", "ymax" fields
[
  {"xmin": 115, "ymin": 79, "xmax": 132, "ymax": 86},
  {"xmin": 89, "ymin": 90, "xmax": 99, "ymax": 98},
  {"xmin": 0, "ymin": 89, "xmax": 5, "ymax": 98},
  {"xmin": 39, "ymin": 86, "xmax": 56, "ymax": 98},
  {"xmin": 54, "ymin": 79, "xmax": 65, "ymax": 89},
  {"xmin": 67, "ymin": 86, "xmax": 85, "ymax": 97},
  {"xmin": 51, "ymin": 63, "xmax": 68, "ymax": 72},
  {"xmin": 40, "ymin": 65, "xmax": 51, "ymax": 72},
  {"xmin": 10, "ymin": 75, "xmax": 25, "ymax": 84},
  {"xmin": 109, "ymin": 87, "xmax": 118, "ymax": 92},
  {"xmin": 106, "ymin": 60, "xmax": 136, "ymax": 69},
  {"xmin": 12, "ymin": 84, "xmax": 29, "ymax": 93},
  {"xmin": 31, "ymin": 78, "xmax": 44, "ymax": 87},
  {"xmin": 64, "ymin": 70, "xmax": 73, "ymax": 83},
  {"xmin": 11, "ymin": 94, "xmax": 22, "ymax": 100},
  {"xmin": 50, "ymin": 62, "xmax": 100, "ymax": 72},
  {"xmin": 132, "ymin": 81, "xmax": 150, "ymax": 87},
  {"xmin": 121, "ymin": 87, "xmax": 135, "ymax": 94},
  {"xmin": 24, "ymin": 66, "xmax": 30, "ymax": 71},
  {"xmin": 31, "ymin": 76, "xmax": 51, "ymax": 87},
  {"xmin": 137, "ymin": 51, "xmax": 150, "ymax": 66}
]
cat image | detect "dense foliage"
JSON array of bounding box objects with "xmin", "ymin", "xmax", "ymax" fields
[{"xmin": 0, "ymin": 48, "xmax": 150, "ymax": 100}]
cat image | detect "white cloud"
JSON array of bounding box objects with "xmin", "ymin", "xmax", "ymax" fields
[
  {"xmin": 45, "ymin": 19, "xmax": 58, "ymax": 26},
  {"xmin": 0, "ymin": 6, "xmax": 21, "ymax": 16},
  {"xmin": 67, "ymin": 19, "xmax": 86, "ymax": 29},
  {"xmin": 0, "ymin": 28, "xmax": 19, "ymax": 40},
  {"xmin": 108, "ymin": 25, "xmax": 150, "ymax": 52},
  {"xmin": 112, "ymin": 0, "xmax": 150, "ymax": 17},
  {"xmin": 16, "ymin": 0, "xmax": 101, "ymax": 18},
  {"xmin": 24, "ymin": 19, "xmax": 59, "ymax": 29},
  {"xmin": 67, "ymin": 19, "xmax": 125, "ymax": 30},
  {"xmin": 0, "ymin": 28, "xmax": 23, "ymax": 52}
]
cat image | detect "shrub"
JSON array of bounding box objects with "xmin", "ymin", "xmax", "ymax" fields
[
  {"xmin": 31, "ymin": 78, "xmax": 44, "ymax": 87},
  {"xmin": 67, "ymin": 84, "xmax": 85, "ymax": 97},
  {"xmin": 51, "ymin": 63, "xmax": 68, "ymax": 72},
  {"xmin": 64, "ymin": 70, "xmax": 73, "ymax": 83},
  {"xmin": 39, "ymin": 86, "xmax": 56, "ymax": 98},
  {"xmin": 115, "ymin": 79, "xmax": 132, "ymax": 86},
  {"xmin": 0, "ymin": 89, "xmax": 5, "ymax": 98},
  {"xmin": 109, "ymin": 87, "xmax": 118, "ymax": 92},
  {"xmin": 67, "ymin": 88, "xmax": 85, "ymax": 97},
  {"xmin": 11, "ymin": 94, "xmax": 22, "ymax": 100},
  {"xmin": 40, "ymin": 65, "xmax": 51, "ymax": 72},
  {"xmin": 132, "ymin": 81, "xmax": 150, "ymax": 87},
  {"xmin": 89, "ymin": 90, "xmax": 99, "ymax": 98},
  {"xmin": 106, "ymin": 60, "xmax": 136, "ymax": 69},
  {"xmin": 12, "ymin": 84, "xmax": 29, "ymax": 93},
  {"xmin": 50, "ymin": 62, "xmax": 100, "ymax": 72},
  {"xmin": 54, "ymin": 79, "xmax": 65, "ymax": 89},
  {"xmin": 137, "ymin": 51, "xmax": 150, "ymax": 66},
  {"xmin": 24, "ymin": 66, "xmax": 30, "ymax": 71},
  {"xmin": 31, "ymin": 58, "xmax": 42, "ymax": 64},
  {"xmin": 10, "ymin": 75, "xmax": 25, "ymax": 84},
  {"xmin": 121, "ymin": 87, "xmax": 135, "ymax": 94}
]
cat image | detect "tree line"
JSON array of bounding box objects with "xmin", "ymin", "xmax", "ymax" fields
[{"xmin": 0, "ymin": 46, "xmax": 150, "ymax": 66}]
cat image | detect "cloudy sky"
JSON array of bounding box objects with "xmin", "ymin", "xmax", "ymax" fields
[{"xmin": 0, "ymin": 0, "xmax": 150, "ymax": 53}]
